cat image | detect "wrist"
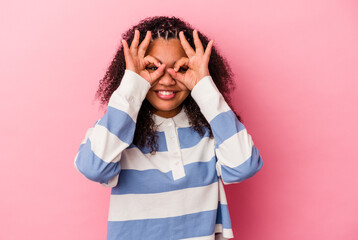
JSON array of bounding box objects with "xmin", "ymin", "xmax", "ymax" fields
[{"xmin": 190, "ymin": 74, "xmax": 211, "ymax": 90}]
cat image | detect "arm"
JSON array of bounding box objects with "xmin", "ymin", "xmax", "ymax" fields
[
  {"xmin": 74, "ymin": 70, "xmax": 151, "ymax": 187},
  {"xmin": 191, "ymin": 76, "xmax": 263, "ymax": 185}
]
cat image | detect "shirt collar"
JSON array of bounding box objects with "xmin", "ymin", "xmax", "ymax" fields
[{"xmin": 153, "ymin": 107, "xmax": 190, "ymax": 128}]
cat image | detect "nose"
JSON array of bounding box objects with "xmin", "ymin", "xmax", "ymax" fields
[{"xmin": 157, "ymin": 69, "xmax": 176, "ymax": 86}]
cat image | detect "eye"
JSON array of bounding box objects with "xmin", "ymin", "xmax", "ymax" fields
[
  {"xmin": 178, "ymin": 67, "xmax": 188, "ymax": 72},
  {"xmin": 146, "ymin": 65, "xmax": 158, "ymax": 71}
]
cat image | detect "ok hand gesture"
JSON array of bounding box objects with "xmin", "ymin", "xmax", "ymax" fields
[
  {"xmin": 167, "ymin": 29, "xmax": 214, "ymax": 91},
  {"xmin": 122, "ymin": 30, "xmax": 166, "ymax": 85}
]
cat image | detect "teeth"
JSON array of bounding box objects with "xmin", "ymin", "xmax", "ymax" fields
[{"xmin": 158, "ymin": 91, "xmax": 174, "ymax": 95}]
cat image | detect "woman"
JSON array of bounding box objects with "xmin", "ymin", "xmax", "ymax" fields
[{"xmin": 74, "ymin": 16, "xmax": 263, "ymax": 240}]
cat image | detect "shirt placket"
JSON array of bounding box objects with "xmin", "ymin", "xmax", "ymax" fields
[{"xmin": 164, "ymin": 119, "xmax": 186, "ymax": 180}]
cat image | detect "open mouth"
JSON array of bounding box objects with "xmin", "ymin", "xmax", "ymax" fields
[{"xmin": 156, "ymin": 90, "xmax": 177, "ymax": 100}]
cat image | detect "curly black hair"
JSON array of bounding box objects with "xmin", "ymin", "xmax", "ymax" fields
[{"xmin": 95, "ymin": 16, "xmax": 242, "ymax": 153}]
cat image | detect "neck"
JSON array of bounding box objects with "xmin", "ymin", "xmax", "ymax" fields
[{"xmin": 153, "ymin": 106, "xmax": 183, "ymax": 118}]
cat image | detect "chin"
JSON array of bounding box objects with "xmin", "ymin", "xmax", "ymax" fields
[
  {"xmin": 153, "ymin": 105, "xmax": 180, "ymax": 112},
  {"xmin": 149, "ymin": 102, "xmax": 183, "ymax": 116}
]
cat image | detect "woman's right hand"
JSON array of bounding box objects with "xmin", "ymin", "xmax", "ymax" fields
[{"xmin": 122, "ymin": 30, "xmax": 166, "ymax": 85}]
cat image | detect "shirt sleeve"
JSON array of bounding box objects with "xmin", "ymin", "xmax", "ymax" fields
[
  {"xmin": 74, "ymin": 70, "xmax": 151, "ymax": 187},
  {"xmin": 191, "ymin": 76, "xmax": 264, "ymax": 185}
]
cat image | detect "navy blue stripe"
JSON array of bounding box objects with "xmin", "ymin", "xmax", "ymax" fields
[
  {"xmin": 107, "ymin": 209, "xmax": 217, "ymax": 240},
  {"xmin": 111, "ymin": 156, "xmax": 218, "ymax": 195},
  {"xmin": 210, "ymin": 110, "xmax": 245, "ymax": 146},
  {"xmin": 177, "ymin": 126, "xmax": 210, "ymax": 149},
  {"xmin": 216, "ymin": 201, "xmax": 232, "ymax": 229},
  {"xmin": 75, "ymin": 139, "xmax": 121, "ymax": 184},
  {"xmin": 97, "ymin": 106, "xmax": 136, "ymax": 145},
  {"xmin": 220, "ymin": 145, "xmax": 263, "ymax": 184},
  {"xmin": 126, "ymin": 131, "xmax": 168, "ymax": 154}
]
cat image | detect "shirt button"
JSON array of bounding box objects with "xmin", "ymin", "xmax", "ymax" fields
[
  {"xmin": 175, "ymin": 161, "xmax": 180, "ymax": 166},
  {"xmin": 173, "ymin": 152, "xmax": 178, "ymax": 155},
  {"xmin": 168, "ymin": 122, "xmax": 173, "ymax": 126}
]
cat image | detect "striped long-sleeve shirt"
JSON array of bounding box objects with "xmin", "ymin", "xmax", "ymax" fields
[{"xmin": 74, "ymin": 70, "xmax": 264, "ymax": 240}]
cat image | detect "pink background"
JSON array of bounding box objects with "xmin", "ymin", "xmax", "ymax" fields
[{"xmin": 1, "ymin": 0, "xmax": 357, "ymax": 239}]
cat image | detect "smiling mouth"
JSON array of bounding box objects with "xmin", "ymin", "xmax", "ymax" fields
[{"xmin": 156, "ymin": 90, "xmax": 177, "ymax": 100}]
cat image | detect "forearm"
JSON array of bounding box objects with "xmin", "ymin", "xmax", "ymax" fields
[
  {"xmin": 74, "ymin": 70, "xmax": 151, "ymax": 185},
  {"xmin": 191, "ymin": 76, "xmax": 263, "ymax": 185}
]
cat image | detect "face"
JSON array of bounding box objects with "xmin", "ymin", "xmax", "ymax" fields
[{"xmin": 145, "ymin": 38, "xmax": 190, "ymax": 118}]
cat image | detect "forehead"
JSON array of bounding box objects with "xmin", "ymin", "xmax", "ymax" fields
[{"xmin": 145, "ymin": 38, "xmax": 187, "ymax": 61}]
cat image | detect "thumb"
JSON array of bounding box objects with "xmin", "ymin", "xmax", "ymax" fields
[{"xmin": 149, "ymin": 63, "xmax": 166, "ymax": 83}]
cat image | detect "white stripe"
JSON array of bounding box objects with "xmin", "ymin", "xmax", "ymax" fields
[
  {"xmin": 214, "ymin": 225, "xmax": 234, "ymax": 240},
  {"xmin": 191, "ymin": 76, "xmax": 231, "ymax": 123},
  {"xmin": 108, "ymin": 70, "xmax": 150, "ymax": 122},
  {"xmin": 120, "ymin": 137, "xmax": 216, "ymax": 172},
  {"xmin": 89, "ymin": 125, "xmax": 128, "ymax": 163},
  {"xmin": 181, "ymin": 136, "xmax": 216, "ymax": 165},
  {"xmin": 101, "ymin": 174, "xmax": 119, "ymax": 188},
  {"xmin": 221, "ymin": 228, "xmax": 234, "ymax": 239},
  {"xmin": 218, "ymin": 178, "xmax": 228, "ymax": 205},
  {"xmin": 120, "ymin": 148, "xmax": 176, "ymax": 173},
  {"xmin": 108, "ymin": 91, "xmax": 138, "ymax": 123},
  {"xmin": 214, "ymin": 224, "xmax": 222, "ymax": 234},
  {"xmin": 216, "ymin": 161, "xmax": 222, "ymax": 178},
  {"xmin": 200, "ymin": 95, "xmax": 231, "ymax": 123},
  {"xmin": 216, "ymin": 129, "xmax": 254, "ymax": 168},
  {"xmin": 108, "ymin": 181, "xmax": 219, "ymax": 221},
  {"xmin": 120, "ymin": 148, "xmax": 155, "ymax": 170}
]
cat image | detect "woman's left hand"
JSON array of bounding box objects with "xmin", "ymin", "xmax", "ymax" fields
[{"xmin": 167, "ymin": 29, "xmax": 214, "ymax": 91}]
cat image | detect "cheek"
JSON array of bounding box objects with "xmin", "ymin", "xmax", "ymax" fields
[
  {"xmin": 179, "ymin": 91, "xmax": 190, "ymax": 101},
  {"xmin": 177, "ymin": 82, "xmax": 190, "ymax": 91},
  {"xmin": 145, "ymin": 91, "xmax": 155, "ymax": 101}
]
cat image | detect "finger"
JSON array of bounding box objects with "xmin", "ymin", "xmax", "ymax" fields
[
  {"xmin": 130, "ymin": 29, "xmax": 140, "ymax": 55},
  {"xmin": 193, "ymin": 29, "xmax": 204, "ymax": 55},
  {"xmin": 143, "ymin": 55, "xmax": 161, "ymax": 68},
  {"xmin": 122, "ymin": 39, "xmax": 133, "ymax": 69},
  {"xmin": 138, "ymin": 31, "xmax": 151, "ymax": 58},
  {"xmin": 122, "ymin": 39, "xmax": 130, "ymax": 58},
  {"xmin": 150, "ymin": 63, "xmax": 166, "ymax": 82},
  {"xmin": 173, "ymin": 57, "xmax": 189, "ymax": 72},
  {"xmin": 179, "ymin": 31, "xmax": 195, "ymax": 58},
  {"xmin": 167, "ymin": 68, "xmax": 185, "ymax": 83},
  {"xmin": 203, "ymin": 40, "xmax": 214, "ymax": 62}
]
